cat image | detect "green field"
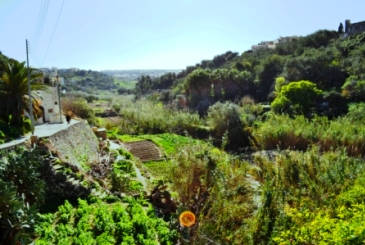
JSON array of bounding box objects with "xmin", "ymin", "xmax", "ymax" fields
[{"xmin": 114, "ymin": 78, "xmax": 137, "ymax": 89}]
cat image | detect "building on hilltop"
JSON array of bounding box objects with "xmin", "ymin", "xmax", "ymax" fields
[
  {"xmin": 251, "ymin": 40, "xmax": 277, "ymax": 51},
  {"xmin": 339, "ymin": 19, "xmax": 365, "ymax": 38},
  {"xmin": 277, "ymin": 36, "xmax": 299, "ymax": 43},
  {"xmin": 251, "ymin": 36, "xmax": 298, "ymax": 51}
]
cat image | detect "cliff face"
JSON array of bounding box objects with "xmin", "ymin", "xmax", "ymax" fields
[{"xmin": 45, "ymin": 121, "xmax": 99, "ymax": 169}]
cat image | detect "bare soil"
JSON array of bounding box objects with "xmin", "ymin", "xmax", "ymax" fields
[{"xmin": 123, "ymin": 141, "xmax": 162, "ymax": 162}]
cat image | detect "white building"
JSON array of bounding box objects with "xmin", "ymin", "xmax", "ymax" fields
[
  {"xmin": 34, "ymin": 78, "xmax": 65, "ymax": 124},
  {"xmin": 251, "ymin": 36, "xmax": 298, "ymax": 51}
]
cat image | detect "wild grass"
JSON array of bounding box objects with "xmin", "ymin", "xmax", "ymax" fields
[
  {"xmin": 249, "ymin": 147, "xmax": 365, "ymax": 244},
  {"xmin": 168, "ymin": 141, "xmax": 256, "ymax": 244},
  {"xmin": 143, "ymin": 160, "xmax": 172, "ymax": 182},
  {"xmin": 112, "ymin": 97, "xmax": 203, "ymax": 135},
  {"xmin": 254, "ymin": 114, "xmax": 365, "ymax": 157},
  {"xmin": 165, "ymin": 139, "xmax": 365, "ymax": 244}
]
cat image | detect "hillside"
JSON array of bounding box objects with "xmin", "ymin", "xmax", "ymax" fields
[
  {"xmin": 38, "ymin": 68, "xmax": 119, "ymax": 92},
  {"xmin": 3, "ymin": 26, "xmax": 365, "ymax": 245},
  {"xmin": 101, "ymin": 69, "xmax": 182, "ymax": 81},
  {"xmin": 140, "ymin": 30, "xmax": 365, "ymax": 117}
]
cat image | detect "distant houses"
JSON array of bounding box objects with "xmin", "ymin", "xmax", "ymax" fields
[{"xmin": 251, "ymin": 36, "xmax": 299, "ymax": 52}]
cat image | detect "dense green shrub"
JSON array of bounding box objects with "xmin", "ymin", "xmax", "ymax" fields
[
  {"xmin": 207, "ymin": 101, "xmax": 253, "ymax": 150},
  {"xmin": 61, "ymin": 97, "xmax": 99, "ymax": 126},
  {"xmin": 35, "ymin": 198, "xmax": 177, "ymax": 244},
  {"xmin": 116, "ymin": 98, "xmax": 202, "ymax": 135},
  {"xmin": 250, "ymin": 148, "xmax": 365, "ymax": 244},
  {"xmin": 0, "ymin": 147, "xmax": 45, "ymax": 244},
  {"xmin": 0, "ymin": 120, "xmax": 17, "ymax": 142},
  {"xmin": 271, "ymin": 80, "xmax": 322, "ymax": 116},
  {"xmin": 342, "ymin": 76, "xmax": 365, "ymax": 101},
  {"xmin": 346, "ymin": 102, "xmax": 365, "ymax": 122}
]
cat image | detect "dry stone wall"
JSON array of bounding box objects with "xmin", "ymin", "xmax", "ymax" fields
[{"xmin": 46, "ymin": 121, "xmax": 99, "ymax": 170}]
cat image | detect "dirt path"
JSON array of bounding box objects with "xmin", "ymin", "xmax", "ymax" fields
[{"xmin": 132, "ymin": 162, "xmax": 147, "ymax": 191}]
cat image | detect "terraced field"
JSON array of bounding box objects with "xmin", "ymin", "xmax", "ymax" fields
[{"xmin": 123, "ymin": 140, "xmax": 162, "ymax": 162}]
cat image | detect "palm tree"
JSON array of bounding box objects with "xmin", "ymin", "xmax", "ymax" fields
[{"xmin": 0, "ymin": 59, "xmax": 48, "ymax": 127}]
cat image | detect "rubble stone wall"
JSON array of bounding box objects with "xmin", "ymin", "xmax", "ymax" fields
[{"xmin": 45, "ymin": 121, "xmax": 99, "ymax": 169}]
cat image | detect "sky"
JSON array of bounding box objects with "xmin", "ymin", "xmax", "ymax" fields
[{"xmin": 0, "ymin": 0, "xmax": 365, "ymax": 71}]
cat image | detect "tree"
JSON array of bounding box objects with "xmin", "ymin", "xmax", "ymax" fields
[
  {"xmin": 341, "ymin": 76, "xmax": 365, "ymax": 101},
  {"xmin": 271, "ymin": 80, "xmax": 322, "ymax": 116},
  {"xmin": 338, "ymin": 23, "xmax": 344, "ymax": 33},
  {"xmin": 0, "ymin": 59, "xmax": 47, "ymax": 127},
  {"xmin": 207, "ymin": 101, "xmax": 252, "ymax": 150},
  {"xmin": 274, "ymin": 77, "xmax": 286, "ymax": 96}
]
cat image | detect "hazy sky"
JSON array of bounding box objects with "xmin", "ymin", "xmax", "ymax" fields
[{"xmin": 1, "ymin": 0, "xmax": 364, "ymax": 70}]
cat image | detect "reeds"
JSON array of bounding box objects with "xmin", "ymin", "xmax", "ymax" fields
[{"xmin": 254, "ymin": 114, "xmax": 365, "ymax": 157}]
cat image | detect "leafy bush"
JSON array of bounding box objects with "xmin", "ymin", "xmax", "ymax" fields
[
  {"xmin": 117, "ymin": 148, "xmax": 133, "ymax": 160},
  {"xmin": 342, "ymin": 76, "xmax": 365, "ymax": 101},
  {"xmin": 207, "ymin": 101, "xmax": 253, "ymax": 150},
  {"xmin": 61, "ymin": 97, "xmax": 99, "ymax": 126},
  {"xmin": 346, "ymin": 102, "xmax": 365, "ymax": 122},
  {"xmin": 0, "ymin": 147, "xmax": 45, "ymax": 244},
  {"xmin": 0, "ymin": 119, "xmax": 27, "ymax": 142},
  {"xmin": 271, "ymin": 80, "xmax": 322, "ymax": 116},
  {"xmin": 113, "ymin": 159, "xmax": 133, "ymax": 173},
  {"xmin": 250, "ymin": 148, "xmax": 365, "ymax": 244},
  {"xmin": 116, "ymin": 98, "xmax": 202, "ymax": 135},
  {"xmin": 35, "ymin": 198, "xmax": 178, "ymax": 244}
]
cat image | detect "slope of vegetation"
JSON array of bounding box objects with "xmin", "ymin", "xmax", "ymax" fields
[
  {"xmin": 57, "ymin": 69, "xmax": 118, "ymax": 92},
  {"xmin": 3, "ymin": 28, "xmax": 365, "ymax": 244}
]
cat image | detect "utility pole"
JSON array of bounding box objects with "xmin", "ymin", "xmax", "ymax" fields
[
  {"xmin": 26, "ymin": 39, "xmax": 35, "ymax": 135},
  {"xmin": 57, "ymin": 72, "xmax": 62, "ymax": 123}
]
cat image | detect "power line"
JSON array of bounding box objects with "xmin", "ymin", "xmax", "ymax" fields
[
  {"xmin": 31, "ymin": 0, "xmax": 50, "ymax": 50},
  {"xmin": 31, "ymin": 0, "xmax": 47, "ymax": 43},
  {"xmin": 29, "ymin": 48, "xmax": 43, "ymax": 68},
  {"xmin": 41, "ymin": 0, "xmax": 66, "ymax": 66}
]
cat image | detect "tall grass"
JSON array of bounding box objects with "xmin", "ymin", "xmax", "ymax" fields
[
  {"xmin": 254, "ymin": 114, "xmax": 365, "ymax": 157},
  {"xmin": 169, "ymin": 142, "xmax": 257, "ymax": 244},
  {"xmin": 114, "ymin": 97, "xmax": 203, "ymax": 135},
  {"xmin": 249, "ymin": 147, "xmax": 365, "ymax": 244}
]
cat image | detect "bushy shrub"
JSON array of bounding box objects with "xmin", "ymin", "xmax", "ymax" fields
[
  {"xmin": 250, "ymin": 147, "xmax": 365, "ymax": 244},
  {"xmin": 0, "ymin": 147, "xmax": 45, "ymax": 244},
  {"xmin": 61, "ymin": 97, "xmax": 99, "ymax": 126},
  {"xmin": 342, "ymin": 76, "xmax": 365, "ymax": 101},
  {"xmin": 207, "ymin": 101, "xmax": 252, "ymax": 150},
  {"xmin": 346, "ymin": 102, "xmax": 365, "ymax": 121},
  {"xmin": 0, "ymin": 120, "xmax": 18, "ymax": 142},
  {"xmin": 271, "ymin": 80, "xmax": 322, "ymax": 116},
  {"xmin": 35, "ymin": 198, "xmax": 177, "ymax": 244},
  {"xmin": 117, "ymin": 98, "xmax": 202, "ymax": 135}
]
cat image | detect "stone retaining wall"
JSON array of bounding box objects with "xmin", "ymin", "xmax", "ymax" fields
[{"xmin": 45, "ymin": 121, "xmax": 99, "ymax": 169}]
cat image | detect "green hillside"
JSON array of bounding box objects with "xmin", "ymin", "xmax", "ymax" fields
[
  {"xmin": 139, "ymin": 30, "xmax": 365, "ymax": 117},
  {"xmin": 3, "ymin": 27, "xmax": 365, "ymax": 245}
]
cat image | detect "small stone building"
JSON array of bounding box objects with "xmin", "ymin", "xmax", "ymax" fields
[{"xmin": 340, "ymin": 19, "xmax": 365, "ymax": 38}]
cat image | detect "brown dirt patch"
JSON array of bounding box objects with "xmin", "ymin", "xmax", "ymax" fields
[{"xmin": 123, "ymin": 141, "xmax": 162, "ymax": 162}]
